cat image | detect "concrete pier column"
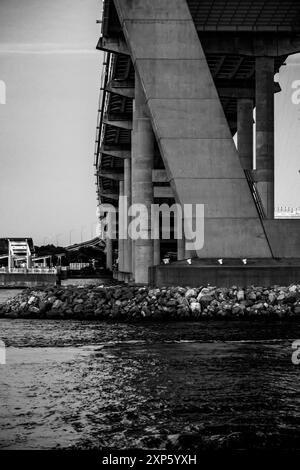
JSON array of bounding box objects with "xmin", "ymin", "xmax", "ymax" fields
[
  {"xmin": 237, "ymin": 98, "xmax": 253, "ymax": 170},
  {"xmin": 177, "ymin": 214, "xmax": 185, "ymax": 260},
  {"xmin": 123, "ymin": 158, "xmax": 132, "ymax": 275},
  {"xmin": 255, "ymin": 57, "xmax": 275, "ymax": 219},
  {"xmin": 132, "ymin": 73, "xmax": 154, "ymax": 284},
  {"xmin": 118, "ymin": 180, "xmax": 125, "ymax": 274},
  {"xmin": 177, "ymin": 238, "xmax": 185, "ymax": 261},
  {"xmin": 153, "ymin": 239, "xmax": 160, "ymax": 266},
  {"xmin": 131, "ymin": 98, "xmax": 136, "ymax": 278},
  {"xmin": 153, "ymin": 208, "xmax": 160, "ymax": 266},
  {"xmin": 106, "ymin": 237, "xmax": 113, "ymax": 271}
]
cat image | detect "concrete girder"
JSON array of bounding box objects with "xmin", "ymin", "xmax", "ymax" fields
[
  {"xmin": 153, "ymin": 186, "xmax": 173, "ymax": 198},
  {"xmin": 199, "ymin": 34, "xmax": 300, "ymax": 57},
  {"xmin": 106, "ymin": 80, "xmax": 134, "ymax": 99},
  {"xmin": 152, "ymin": 169, "xmax": 168, "ymax": 183},
  {"xmin": 97, "ymin": 36, "xmax": 130, "ymax": 55},
  {"xmin": 99, "ymin": 186, "xmax": 173, "ymax": 200},
  {"xmin": 99, "ymin": 169, "xmax": 168, "ymax": 183},
  {"xmin": 217, "ymin": 83, "xmax": 281, "ymax": 100},
  {"xmin": 100, "ymin": 145, "xmax": 131, "ymax": 159},
  {"xmin": 99, "ymin": 191, "xmax": 119, "ymax": 201},
  {"xmin": 103, "ymin": 114, "xmax": 132, "ymax": 130},
  {"xmin": 98, "ymin": 171, "xmax": 124, "ymax": 181}
]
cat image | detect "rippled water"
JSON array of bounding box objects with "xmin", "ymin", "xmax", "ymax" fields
[{"xmin": 1, "ymin": 317, "xmax": 300, "ymax": 450}]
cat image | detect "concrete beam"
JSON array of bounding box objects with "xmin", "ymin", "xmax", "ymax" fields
[
  {"xmin": 200, "ymin": 34, "xmax": 300, "ymax": 56},
  {"xmin": 106, "ymin": 80, "xmax": 134, "ymax": 99},
  {"xmin": 97, "ymin": 36, "xmax": 130, "ymax": 55},
  {"xmin": 104, "ymin": 114, "xmax": 132, "ymax": 130},
  {"xmin": 99, "ymin": 187, "xmax": 174, "ymax": 202},
  {"xmin": 100, "ymin": 145, "xmax": 131, "ymax": 160},
  {"xmin": 152, "ymin": 169, "xmax": 168, "ymax": 183},
  {"xmin": 218, "ymin": 87, "xmax": 255, "ymax": 99},
  {"xmin": 197, "ymin": 26, "xmax": 298, "ymax": 33},
  {"xmin": 218, "ymin": 82, "xmax": 281, "ymax": 99},
  {"xmin": 99, "ymin": 169, "xmax": 168, "ymax": 183},
  {"xmin": 99, "ymin": 190, "xmax": 118, "ymax": 201},
  {"xmin": 98, "ymin": 171, "xmax": 124, "ymax": 181},
  {"xmin": 153, "ymin": 186, "xmax": 173, "ymax": 198},
  {"xmin": 99, "ymin": 186, "xmax": 173, "ymax": 202}
]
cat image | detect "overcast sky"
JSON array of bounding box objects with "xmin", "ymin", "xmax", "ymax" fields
[
  {"xmin": 0, "ymin": 1, "xmax": 299, "ymax": 247},
  {"xmin": 0, "ymin": 0, "xmax": 101, "ymax": 246}
]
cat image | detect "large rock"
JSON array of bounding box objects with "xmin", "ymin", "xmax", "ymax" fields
[
  {"xmin": 199, "ymin": 294, "xmax": 214, "ymax": 307},
  {"xmin": 293, "ymin": 304, "xmax": 300, "ymax": 315},
  {"xmin": 73, "ymin": 304, "xmax": 83, "ymax": 314},
  {"xmin": 185, "ymin": 288, "xmax": 197, "ymax": 299},
  {"xmin": 237, "ymin": 290, "xmax": 245, "ymax": 301},
  {"xmin": 283, "ymin": 292, "xmax": 300, "ymax": 304},
  {"xmin": 289, "ymin": 285, "xmax": 298, "ymax": 293},
  {"xmin": 247, "ymin": 292, "xmax": 256, "ymax": 301},
  {"xmin": 190, "ymin": 302, "xmax": 201, "ymax": 313},
  {"xmin": 1, "ymin": 283, "xmax": 299, "ymax": 322},
  {"xmin": 197, "ymin": 287, "xmax": 215, "ymax": 300},
  {"xmin": 52, "ymin": 299, "xmax": 63, "ymax": 309}
]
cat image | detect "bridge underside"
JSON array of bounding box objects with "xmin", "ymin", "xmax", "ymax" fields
[{"xmin": 95, "ymin": 0, "xmax": 300, "ymax": 285}]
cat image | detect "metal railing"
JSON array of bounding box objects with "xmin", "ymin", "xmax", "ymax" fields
[
  {"xmin": 244, "ymin": 169, "xmax": 275, "ymax": 258},
  {"xmin": 94, "ymin": 52, "xmax": 112, "ymax": 170},
  {"xmin": 0, "ymin": 267, "xmax": 57, "ymax": 274},
  {"xmin": 94, "ymin": 52, "xmax": 112, "ymax": 207},
  {"xmin": 244, "ymin": 169, "xmax": 266, "ymax": 220}
]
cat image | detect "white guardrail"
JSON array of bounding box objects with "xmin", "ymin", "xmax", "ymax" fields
[{"xmin": 0, "ymin": 267, "xmax": 57, "ymax": 274}]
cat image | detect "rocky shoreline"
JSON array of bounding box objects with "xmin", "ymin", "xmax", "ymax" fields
[{"xmin": 1, "ymin": 284, "xmax": 300, "ymax": 320}]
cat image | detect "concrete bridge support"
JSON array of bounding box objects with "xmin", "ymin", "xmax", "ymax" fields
[
  {"xmin": 255, "ymin": 57, "xmax": 275, "ymax": 219},
  {"xmin": 237, "ymin": 98, "xmax": 253, "ymax": 170},
  {"xmin": 132, "ymin": 73, "xmax": 154, "ymax": 283},
  {"xmin": 114, "ymin": 0, "xmax": 271, "ymax": 259},
  {"xmin": 106, "ymin": 237, "xmax": 113, "ymax": 271},
  {"xmin": 153, "ymin": 238, "xmax": 160, "ymax": 266},
  {"xmin": 123, "ymin": 158, "xmax": 132, "ymax": 275},
  {"xmin": 118, "ymin": 180, "xmax": 125, "ymax": 273},
  {"xmin": 177, "ymin": 236, "xmax": 185, "ymax": 261},
  {"xmin": 97, "ymin": 0, "xmax": 300, "ymax": 285}
]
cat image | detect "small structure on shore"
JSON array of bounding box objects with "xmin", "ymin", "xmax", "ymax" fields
[
  {"xmin": 0, "ymin": 238, "xmax": 34, "ymax": 271},
  {"xmin": 8, "ymin": 239, "xmax": 32, "ymax": 271},
  {"xmin": 0, "ymin": 238, "xmax": 58, "ymax": 287}
]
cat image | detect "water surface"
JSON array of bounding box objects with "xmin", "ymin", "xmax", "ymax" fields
[{"xmin": 1, "ymin": 318, "xmax": 300, "ymax": 450}]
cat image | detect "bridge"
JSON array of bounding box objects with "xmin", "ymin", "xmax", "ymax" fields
[
  {"xmin": 94, "ymin": 0, "xmax": 300, "ymax": 286},
  {"xmin": 65, "ymin": 236, "xmax": 105, "ymax": 252}
]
